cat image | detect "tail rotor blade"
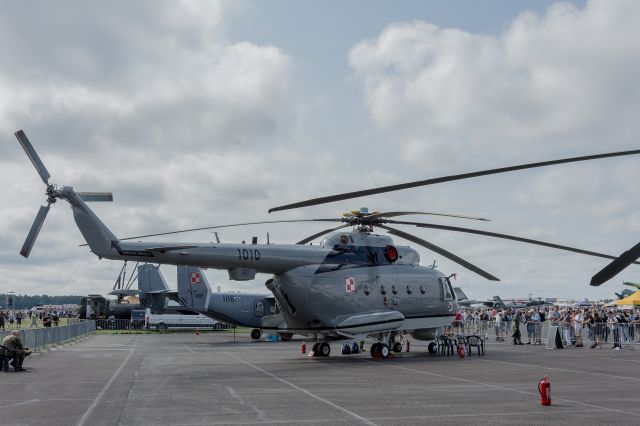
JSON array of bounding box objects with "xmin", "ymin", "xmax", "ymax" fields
[
  {"xmin": 20, "ymin": 205, "xmax": 50, "ymax": 258},
  {"xmin": 15, "ymin": 130, "xmax": 51, "ymax": 185},
  {"xmin": 77, "ymin": 192, "xmax": 114, "ymax": 202}
]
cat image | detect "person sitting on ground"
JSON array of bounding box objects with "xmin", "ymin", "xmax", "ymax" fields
[{"xmin": 1, "ymin": 330, "xmax": 31, "ymax": 371}]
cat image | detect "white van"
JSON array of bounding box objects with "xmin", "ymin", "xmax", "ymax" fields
[{"xmin": 144, "ymin": 308, "xmax": 225, "ymax": 331}]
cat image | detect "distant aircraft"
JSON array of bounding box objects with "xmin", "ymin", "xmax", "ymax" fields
[
  {"xmin": 453, "ymin": 288, "xmax": 547, "ymax": 310},
  {"xmin": 137, "ymin": 264, "xmax": 290, "ymax": 340},
  {"xmin": 615, "ymin": 281, "xmax": 640, "ymax": 299}
]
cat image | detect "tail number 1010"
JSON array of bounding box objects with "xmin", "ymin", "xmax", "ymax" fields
[{"xmin": 237, "ymin": 248, "xmax": 261, "ymax": 261}]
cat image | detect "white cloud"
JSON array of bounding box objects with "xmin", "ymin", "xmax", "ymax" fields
[
  {"xmin": 2, "ymin": 0, "xmax": 640, "ymax": 302},
  {"xmin": 347, "ymin": 0, "xmax": 640, "ymax": 297}
]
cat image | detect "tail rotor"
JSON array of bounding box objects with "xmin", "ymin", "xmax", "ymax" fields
[
  {"xmin": 15, "ymin": 130, "xmax": 56, "ymax": 258},
  {"xmin": 14, "ymin": 129, "xmax": 113, "ymax": 258}
]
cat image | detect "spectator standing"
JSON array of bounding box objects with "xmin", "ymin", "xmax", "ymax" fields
[
  {"xmin": 512, "ymin": 310, "xmax": 523, "ymax": 345},
  {"xmin": 606, "ymin": 311, "xmax": 621, "ymax": 350},
  {"xmin": 574, "ymin": 309, "xmax": 584, "ymax": 347}
]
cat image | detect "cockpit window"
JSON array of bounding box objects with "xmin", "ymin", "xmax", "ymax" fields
[
  {"xmin": 324, "ymin": 245, "xmax": 392, "ymax": 266},
  {"xmin": 439, "ymin": 277, "xmax": 454, "ymax": 300}
]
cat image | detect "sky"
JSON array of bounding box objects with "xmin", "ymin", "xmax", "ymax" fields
[{"xmin": 2, "ymin": 0, "xmax": 640, "ymax": 301}]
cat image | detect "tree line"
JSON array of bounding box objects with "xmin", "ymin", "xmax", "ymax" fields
[{"xmin": 1, "ymin": 293, "xmax": 82, "ymax": 309}]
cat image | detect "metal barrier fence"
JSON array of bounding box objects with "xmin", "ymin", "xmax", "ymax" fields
[
  {"xmin": 95, "ymin": 318, "xmax": 233, "ymax": 331},
  {"xmin": 1, "ymin": 320, "xmax": 96, "ymax": 352},
  {"xmin": 444, "ymin": 320, "xmax": 640, "ymax": 349}
]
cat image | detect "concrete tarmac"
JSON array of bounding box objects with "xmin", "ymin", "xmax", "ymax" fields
[{"xmin": 2, "ymin": 333, "xmax": 640, "ymax": 425}]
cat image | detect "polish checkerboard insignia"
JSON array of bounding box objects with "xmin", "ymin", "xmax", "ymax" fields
[
  {"xmin": 191, "ymin": 272, "xmax": 201, "ymax": 284},
  {"xmin": 345, "ymin": 277, "xmax": 356, "ymax": 293}
]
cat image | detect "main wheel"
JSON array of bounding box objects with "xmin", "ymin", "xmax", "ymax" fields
[
  {"xmin": 279, "ymin": 333, "xmax": 293, "ymax": 342},
  {"xmin": 370, "ymin": 343, "xmax": 380, "ymax": 358},
  {"xmin": 318, "ymin": 342, "xmax": 331, "ymax": 357},
  {"xmin": 312, "ymin": 342, "xmax": 320, "ymax": 356},
  {"xmin": 250, "ymin": 329, "xmax": 262, "ymax": 340},
  {"xmin": 380, "ymin": 344, "xmax": 390, "ymax": 359},
  {"xmin": 428, "ymin": 342, "xmax": 437, "ymax": 354},
  {"xmin": 392, "ymin": 342, "xmax": 402, "ymax": 353}
]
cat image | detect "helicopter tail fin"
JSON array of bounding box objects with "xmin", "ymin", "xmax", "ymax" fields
[
  {"xmin": 137, "ymin": 264, "xmax": 170, "ymax": 313},
  {"xmin": 65, "ymin": 188, "xmax": 121, "ymax": 259},
  {"xmin": 178, "ymin": 266, "xmax": 211, "ymax": 311}
]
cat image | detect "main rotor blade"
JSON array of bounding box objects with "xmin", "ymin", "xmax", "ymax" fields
[
  {"xmin": 388, "ymin": 220, "xmax": 640, "ymax": 265},
  {"xmin": 590, "ymin": 242, "xmax": 640, "ymax": 286},
  {"xmin": 296, "ymin": 224, "xmax": 351, "ymax": 245},
  {"xmin": 77, "ymin": 192, "xmax": 114, "ymax": 202},
  {"xmin": 20, "ymin": 205, "xmax": 50, "ymax": 258},
  {"xmin": 269, "ymin": 149, "xmax": 640, "ymax": 212},
  {"xmin": 15, "ymin": 130, "xmax": 51, "ymax": 185},
  {"xmin": 114, "ymin": 218, "xmax": 342, "ymax": 242},
  {"xmin": 366, "ymin": 211, "xmax": 490, "ymax": 222},
  {"xmin": 378, "ymin": 224, "xmax": 500, "ymax": 281}
]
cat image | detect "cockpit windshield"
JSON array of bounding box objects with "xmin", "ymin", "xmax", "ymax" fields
[{"xmin": 324, "ymin": 244, "xmax": 392, "ymax": 266}]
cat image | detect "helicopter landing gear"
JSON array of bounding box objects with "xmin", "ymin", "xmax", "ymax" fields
[
  {"xmin": 250, "ymin": 329, "xmax": 262, "ymax": 340},
  {"xmin": 279, "ymin": 333, "xmax": 293, "ymax": 342},
  {"xmin": 370, "ymin": 343, "xmax": 390, "ymax": 359},
  {"xmin": 310, "ymin": 342, "xmax": 330, "ymax": 357},
  {"xmin": 317, "ymin": 342, "xmax": 331, "ymax": 357}
]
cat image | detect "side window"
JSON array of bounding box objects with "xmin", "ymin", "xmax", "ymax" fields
[
  {"xmin": 380, "ymin": 285, "xmax": 387, "ymax": 295},
  {"xmin": 406, "ymin": 285, "xmax": 413, "ymax": 295},
  {"xmin": 391, "ymin": 285, "xmax": 398, "ymax": 295},
  {"xmin": 363, "ymin": 283, "xmax": 371, "ymax": 296},
  {"xmin": 439, "ymin": 278, "xmax": 454, "ymax": 300},
  {"xmin": 419, "ymin": 285, "xmax": 426, "ymax": 295}
]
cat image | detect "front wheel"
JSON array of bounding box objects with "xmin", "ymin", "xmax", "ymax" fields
[
  {"xmin": 250, "ymin": 329, "xmax": 262, "ymax": 340},
  {"xmin": 318, "ymin": 342, "xmax": 331, "ymax": 357},
  {"xmin": 392, "ymin": 342, "xmax": 402, "ymax": 353}
]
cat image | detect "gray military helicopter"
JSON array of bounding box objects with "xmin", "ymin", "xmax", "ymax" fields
[
  {"xmin": 138, "ymin": 264, "xmax": 288, "ymax": 340},
  {"xmin": 15, "ymin": 129, "xmax": 640, "ymax": 359}
]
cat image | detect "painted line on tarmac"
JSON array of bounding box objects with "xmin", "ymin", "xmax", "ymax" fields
[
  {"xmin": 368, "ymin": 409, "xmax": 605, "ymax": 422},
  {"xmin": 183, "ymin": 344, "xmax": 196, "ymax": 354},
  {"xmin": 384, "ymin": 363, "xmax": 640, "ymax": 418},
  {"xmin": 482, "ymin": 359, "xmax": 640, "ymax": 382},
  {"xmin": 0, "ymin": 399, "xmax": 40, "ymax": 409},
  {"xmin": 180, "ymin": 419, "xmax": 356, "ymax": 425},
  {"xmin": 77, "ymin": 338, "xmax": 137, "ymax": 426},
  {"xmin": 224, "ymin": 351, "xmax": 379, "ymax": 426}
]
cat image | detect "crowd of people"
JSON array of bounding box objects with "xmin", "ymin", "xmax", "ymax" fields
[
  {"xmin": 450, "ymin": 304, "xmax": 640, "ymax": 350},
  {"xmin": 0, "ymin": 306, "xmax": 78, "ymax": 331}
]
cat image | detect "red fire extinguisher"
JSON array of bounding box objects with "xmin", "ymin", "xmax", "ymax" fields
[
  {"xmin": 457, "ymin": 342, "xmax": 465, "ymax": 358},
  {"xmin": 538, "ymin": 375, "xmax": 551, "ymax": 406},
  {"xmin": 301, "ymin": 341, "xmax": 306, "ymax": 354}
]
